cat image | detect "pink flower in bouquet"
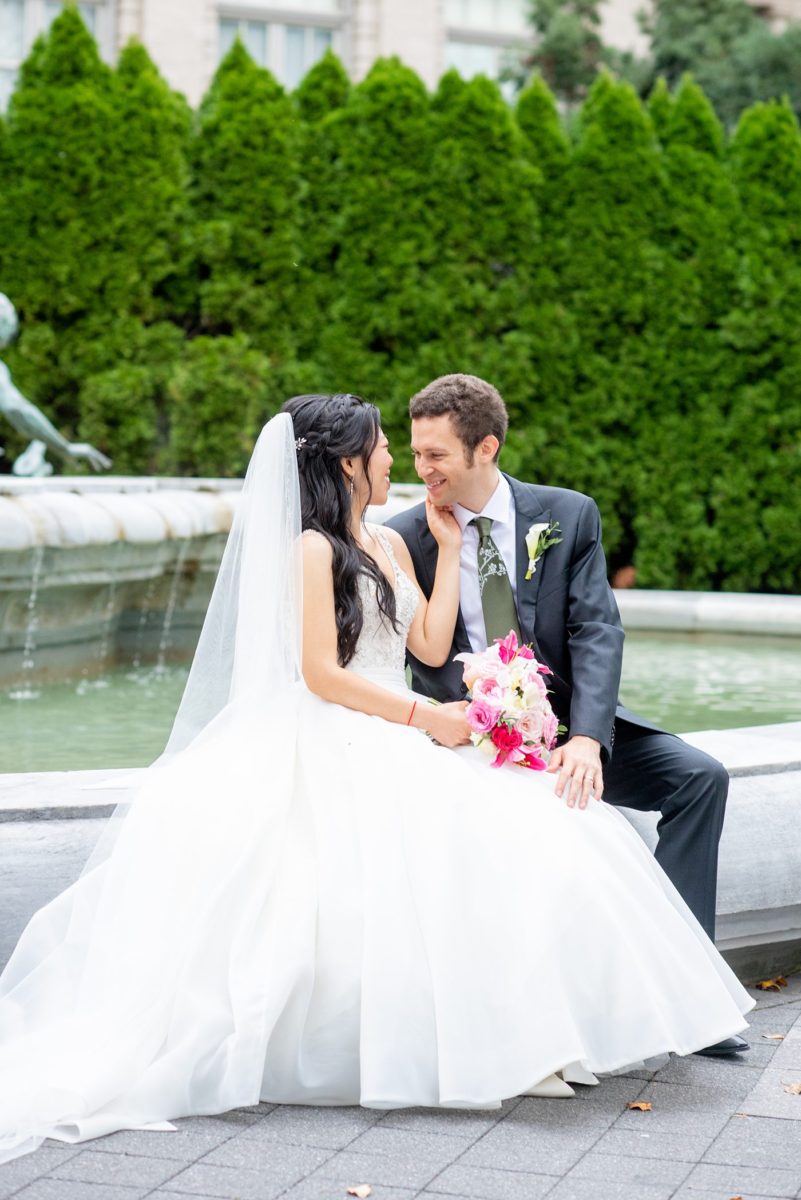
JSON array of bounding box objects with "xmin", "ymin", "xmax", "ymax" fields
[
  {"xmin": 543, "ymin": 710, "xmax": 559, "ymax": 747},
  {"xmin": 473, "ymin": 675, "xmax": 505, "ymax": 706},
  {"xmin": 517, "ymin": 644, "xmax": 535, "ymax": 661},
  {"xmin": 521, "ymin": 750, "xmax": 548, "ymax": 771},
  {"xmin": 515, "ymin": 707, "xmax": 546, "ymax": 744},
  {"xmin": 495, "ymin": 631, "xmax": 519, "ymax": 665},
  {"xmin": 466, "ymin": 698, "xmax": 501, "ymax": 735},
  {"xmin": 490, "ymin": 723, "xmax": 525, "ymax": 767}
]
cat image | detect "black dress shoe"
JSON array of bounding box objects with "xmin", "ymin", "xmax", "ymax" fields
[{"xmin": 694, "ymin": 1035, "xmax": 750, "ymax": 1057}]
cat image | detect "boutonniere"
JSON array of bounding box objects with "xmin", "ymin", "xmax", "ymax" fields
[{"xmin": 525, "ymin": 520, "xmax": 562, "ymax": 580}]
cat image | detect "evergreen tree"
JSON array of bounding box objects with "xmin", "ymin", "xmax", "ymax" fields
[
  {"xmin": 416, "ymin": 73, "xmax": 553, "ymax": 479},
  {"xmin": 294, "ymin": 47, "xmax": 349, "ymax": 123},
  {"xmin": 632, "ymin": 76, "xmax": 741, "ymax": 587},
  {"xmin": 516, "ymin": 74, "xmax": 570, "ymax": 217},
  {"xmin": 552, "ymin": 76, "xmax": 668, "ymax": 566},
  {"xmin": 646, "ymin": 76, "xmax": 673, "ymax": 142},
  {"xmin": 715, "ymin": 100, "xmax": 801, "ymax": 590},
  {"xmin": 643, "ymin": 0, "xmax": 758, "ymax": 88},
  {"xmin": 314, "ymin": 58, "xmax": 436, "ymax": 458},
  {"xmin": 166, "ymin": 334, "xmax": 271, "ymax": 476},
  {"xmin": 293, "ymin": 52, "xmax": 351, "ymax": 379},
  {"xmin": 190, "ymin": 40, "xmax": 302, "ymax": 406}
]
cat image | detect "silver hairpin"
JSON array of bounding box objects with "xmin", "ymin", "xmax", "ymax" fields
[{"xmin": 295, "ymin": 437, "xmax": 307, "ymax": 451}]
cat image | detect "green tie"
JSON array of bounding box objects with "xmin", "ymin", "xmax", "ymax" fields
[{"xmin": 471, "ymin": 516, "xmax": 521, "ymax": 647}]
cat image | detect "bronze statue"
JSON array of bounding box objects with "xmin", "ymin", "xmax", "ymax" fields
[{"xmin": 0, "ymin": 292, "xmax": 111, "ymax": 476}]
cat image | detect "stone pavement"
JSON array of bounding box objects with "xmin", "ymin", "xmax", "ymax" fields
[{"xmin": 1, "ymin": 976, "xmax": 800, "ymax": 1200}]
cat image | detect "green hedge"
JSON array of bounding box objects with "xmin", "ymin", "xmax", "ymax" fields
[{"xmin": 1, "ymin": 7, "xmax": 800, "ymax": 592}]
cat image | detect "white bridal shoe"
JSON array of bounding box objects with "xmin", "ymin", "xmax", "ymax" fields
[
  {"xmin": 522, "ymin": 1073, "xmax": 576, "ymax": 1098},
  {"xmin": 522, "ymin": 1062, "xmax": 600, "ymax": 1097}
]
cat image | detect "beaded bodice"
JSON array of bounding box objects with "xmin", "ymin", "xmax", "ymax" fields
[{"xmin": 347, "ymin": 526, "xmax": 419, "ymax": 679}]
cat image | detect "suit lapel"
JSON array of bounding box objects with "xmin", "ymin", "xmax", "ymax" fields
[{"xmin": 506, "ymin": 475, "xmax": 550, "ymax": 643}]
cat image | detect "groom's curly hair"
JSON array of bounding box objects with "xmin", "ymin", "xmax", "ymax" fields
[{"xmin": 409, "ymin": 374, "xmax": 508, "ymax": 463}]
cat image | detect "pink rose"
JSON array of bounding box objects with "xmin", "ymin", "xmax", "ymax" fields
[
  {"xmin": 490, "ymin": 723, "xmax": 525, "ymax": 767},
  {"xmin": 473, "ymin": 676, "xmax": 504, "ymax": 705},
  {"xmin": 465, "ymin": 699, "xmax": 500, "ymax": 735},
  {"xmin": 515, "ymin": 708, "xmax": 545, "ymax": 743}
]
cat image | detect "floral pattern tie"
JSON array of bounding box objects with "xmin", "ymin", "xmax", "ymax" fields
[{"xmin": 471, "ymin": 516, "xmax": 521, "ymax": 647}]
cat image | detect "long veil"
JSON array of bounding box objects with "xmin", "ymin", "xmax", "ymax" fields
[{"xmin": 0, "ymin": 413, "xmax": 303, "ymax": 1163}]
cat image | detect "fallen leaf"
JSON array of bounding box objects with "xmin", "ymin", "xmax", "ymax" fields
[
  {"xmin": 626, "ymin": 1101, "xmax": 652, "ymax": 1111},
  {"xmin": 756, "ymin": 976, "xmax": 788, "ymax": 991},
  {"xmin": 346, "ymin": 1188, "xmax": 372, "ymax": 1198},
  {"xmin": 782, "ymin": 1082, "xmax": 801, "ymax": 1095},
  {"xmin": 728, "ymin": 1195, "xmax": 744, "ymax": 1199},
  {"xmin": 762, "ymin": 1033, "xmax": 785, "ymax": 1040}
]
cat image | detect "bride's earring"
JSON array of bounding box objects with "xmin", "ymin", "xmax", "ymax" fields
[{"xmin": 348, "ymin": 475, "xmax": 355, "ymax": 499}]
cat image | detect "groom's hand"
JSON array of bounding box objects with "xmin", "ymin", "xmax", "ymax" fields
[{"xmin": 547, "ymin": 736, "xmax": 603, "ymax": 809}]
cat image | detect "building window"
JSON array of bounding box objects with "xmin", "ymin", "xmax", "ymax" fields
[
  {"xmin": 446, "ymin": 0, "xmax": 528, "ymax": 35},
  {"xmin": 445, "ymin": 0, "xmax": 530, "ymax": 94},
  {"xmin": 218, "ymin": 7, "xmax": 341, "ymax": 88},
  {"xmin": 1, "ymin": 0, "xmax": 108, "ymax": 107}
]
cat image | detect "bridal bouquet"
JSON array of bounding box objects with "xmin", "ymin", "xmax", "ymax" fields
[{"xmin": 455, "ymin": 631, "xmax": 564, "ymax": 771}]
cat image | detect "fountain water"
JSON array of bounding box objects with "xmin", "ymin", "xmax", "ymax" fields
[{"xmin": 8, "ymin": 544, "xmax": 45, "ymax": 701}]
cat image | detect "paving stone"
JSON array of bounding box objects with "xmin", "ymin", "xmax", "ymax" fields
[
  {"xmin": 48, "ymin": 1148, "xmax": 182, "ymax": 1189},
  {"xmin": 640, "ymin": 1077, "xmax": 758, "ymax": 1108},
  {"xmin": 704, "ymin": 1114, "xmax": 801, "ymax": 1169},
  {"xmin": 591, "ymin": 1127, "xmax": 717, "ymax": 1162},
  {"xmin": 279, "ymin": 1180, "xmax": 416, "ymax": 1200},
  {"xmin": 769, "ymin": 1024, "xmax": 801, "ymax": 1071},
  {"xmin": 90, "ymin": 1118, "xmax": 241, "ymax": 1160},
  {"xmin": 544, "ymin": 1180, "xmax": 674, "ymax": 1200},
  {"xmin": 312, "ymin": 1149, "xmax": 444, "ymax": 1190},
  {"xmin": 683, "ymin": 1159, "xmax": 801, "ymax": 1197},
  {"xmin": 380, "ymin": 1105, "xmax": 509, "ymax": 1136},
  {"xmin": 638, "ymin": 1065, "xmax": 763, "ymax": 1102},
  {"xmin": 612, "ymin": 1104, "xmax": 729, "ymax": 1137},
  {"xmin": 12, "ymin": 1180, "xmax": 150, "ymax": 1200},
  {"xmin": 218, "ymin": 1105, "xmax": 384, "ymax": 1150},
  {"xmin": 738, "ymin": 1066, "xmax": 801, "ymax": 1120},
  {"xmin": 457, "ymin": 1124, "xmax": 602, "ymax": 1176},
  {"xmin": 565, "ymin": 1149, "xmax": 693, "ymax": 1187},
  {"xmin": 345, "ymin": 1124, "xmax": 476, "ymax": 1165},
  {"xmin": 504, "ymin": 1095, "xmax": 621, "ymax": 1130},
  {"xmin": 162, "ymin": 1160, "xmax": 305, "ymax": 1199},
  {"xmin": 0, "ymin": 1146, "xmax": 82, "ymax": 1200},
  {"xmin": 201, "ymin": 1135, "xmax": 330, "ymax": 1174},
  {"xmin": 424, "ymin": 1162, "xmax": 557, "ymax": 1199}
]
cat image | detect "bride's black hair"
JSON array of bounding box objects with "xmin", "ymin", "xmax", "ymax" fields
[{"xmin": 282, "ymin": 392, "xmax": 399, "ymax": 667}]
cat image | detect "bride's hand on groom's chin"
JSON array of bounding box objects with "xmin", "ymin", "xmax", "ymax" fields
[
  {"xmin": 547, "ymin": 737, "xmax": 604, "ymax": 809},
  {"xmin": 424, "ymin": 494, "xmax": 462, "ymax": 551}
]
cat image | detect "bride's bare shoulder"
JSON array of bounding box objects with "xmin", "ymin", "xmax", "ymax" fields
[{"xmin": 301, "ymin": 529, "xmax": 332, "ymax": 562}]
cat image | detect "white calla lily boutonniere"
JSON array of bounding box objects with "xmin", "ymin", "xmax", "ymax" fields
[{"xmin": 525, "ymin": 520, "xmax": 562, "ymax": 581}]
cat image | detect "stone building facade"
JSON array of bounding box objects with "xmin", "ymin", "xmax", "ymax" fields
[{"xmin": 1, "ymin": 0, "xmax": 799, "ymax": 108}]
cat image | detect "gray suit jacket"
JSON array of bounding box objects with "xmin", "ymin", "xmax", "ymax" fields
[{"xmin": 387, "ymin": 474, "xmax": 660, "ymax": 762}]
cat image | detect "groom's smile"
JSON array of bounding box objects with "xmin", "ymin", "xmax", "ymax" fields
[{"xmin": 411, "ymin": 414, "xmax": 502, "ymax": 513}]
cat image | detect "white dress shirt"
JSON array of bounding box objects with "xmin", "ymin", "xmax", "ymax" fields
[{"xmin": 453, "ymin": 473, "xmax": 518, "ymax": 652}]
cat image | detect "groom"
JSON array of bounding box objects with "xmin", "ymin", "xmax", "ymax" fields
[{"xmin": 388, "ymin": 374, "xmax": 747, "ymax": 1058}]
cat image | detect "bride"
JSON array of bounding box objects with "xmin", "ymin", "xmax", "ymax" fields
[{"xmin": 0, "ymin": 393, "xmax": 752, "ymax": 1164}]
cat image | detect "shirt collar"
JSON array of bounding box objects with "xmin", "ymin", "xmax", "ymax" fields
[{"xmin": 453, "ymin": 473, "xmax": 512, "ymax": 533}]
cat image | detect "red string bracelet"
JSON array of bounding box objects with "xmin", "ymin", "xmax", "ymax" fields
[{"xmin": 407, "ymin": 701, "xmax": 417, "ymax": 726}]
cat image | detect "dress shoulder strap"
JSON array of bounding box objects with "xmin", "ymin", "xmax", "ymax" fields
[{"xmin": 371, "ymin": 524, "xmax": 398, "ymax": 565}]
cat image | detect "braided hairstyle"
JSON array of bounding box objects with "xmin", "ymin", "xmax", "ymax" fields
[{"xmin": 282, "ymin": 393, "xmax": 399, "ymax": 667}]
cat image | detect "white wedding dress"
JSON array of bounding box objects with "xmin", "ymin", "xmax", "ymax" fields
[{"xmin": 0, "ymin": 415, "xmax": 753, "ymax": 1165}]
